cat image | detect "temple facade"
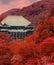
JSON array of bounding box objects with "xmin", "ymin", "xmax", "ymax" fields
[{"xmin": 0, "ymin": 16, "xmax": 34, "ymax": 40}]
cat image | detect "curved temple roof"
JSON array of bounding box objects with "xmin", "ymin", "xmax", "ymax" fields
[{"xmin": 1, "ymin": 16, "xmax": 31, "ymax": 27}]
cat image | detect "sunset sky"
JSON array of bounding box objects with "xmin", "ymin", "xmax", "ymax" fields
[{"xmin": 0, "ymin": 0, "xmax": 41, "ymax": 14}]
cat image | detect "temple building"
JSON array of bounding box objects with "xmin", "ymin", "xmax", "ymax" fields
[{"xmin": 0, "ymin": 15, "xmax": 34, "ymax": 40}]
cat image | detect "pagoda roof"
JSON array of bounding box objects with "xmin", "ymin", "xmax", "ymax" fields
[{"xmin": 1, "ymin": 15, "xmax": 31, "ymax": 27}]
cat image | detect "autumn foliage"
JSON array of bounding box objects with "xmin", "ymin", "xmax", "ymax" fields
[
  {"xmin": 35, "ymin": 16, "xmax": 54, "ymax": 43},
  {"xmin": 0, "ymin": 16, "xmax": 54, "ymax": 65},
  {"xmin": 27, "ymin": 16, "xmax": 54, "ymax": 44}
]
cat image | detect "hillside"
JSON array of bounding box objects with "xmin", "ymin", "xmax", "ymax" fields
[{"xmin": 0, "ymin": 0, "xmax": 54, "ymax": 27}]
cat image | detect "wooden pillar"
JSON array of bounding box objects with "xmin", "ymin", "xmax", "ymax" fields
[
  {"xmin": 18, "ymin": 32, "xmax": 20, "ymax": 39},
  {"xmin": 21, "ymin": 32, "xmax": 23, "ymax": 40},
  {"xmin": 12, "ymin": 32, "xmax": 14, "ymax": 38}
]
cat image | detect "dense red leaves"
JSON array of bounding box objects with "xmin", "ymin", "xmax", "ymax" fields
[
  {"xmin": 0, "ymin": 36, "xmax": 53, "ymax": 65},
  {"xmin": 0, "ymin": 46, "xmax": 13, "ymax": 65},
  {"xmin": 0, "ymin": 32, "xmax": 13, "ymax": 43},
  {"xmin": 0, "ymin": 32, "xmax": 13, "ymax": 65},
  {"xmin": 38, "ymin": 37, "xmax": 54, "ymax": 56},
  {"xmin": 25, "ymin": 59, "xmax": 39, "ymax": 65},
  {"xmin": 24, "ymin": 16, "xmax": 54, "ymax": 44},
  {"xmin": 33, "ymin": 16, "xmax": 54, "ymax": 43},
  {"xmin": 0, "ymin": 16, "xmax": 54, "ymax": 65},
  {"xmin": 9, "ymin": 39, "xmax": 38, "ymax": 65}
]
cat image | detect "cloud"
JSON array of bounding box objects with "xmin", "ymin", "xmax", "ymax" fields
[
  {"xmin": 16, "ymin": 0, "xmax": 29, "ymax": 8},
  {"xmin": 0, "ymin": 0, "xmax": 13, "ymax": 4},
  {"xmin": 0, "ymin": 0, "xmax": 41, "ymax": 4}
]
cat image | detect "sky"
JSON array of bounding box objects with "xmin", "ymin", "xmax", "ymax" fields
[{"xmin": 0, "ymin": 0, "xmax": 41, "ymax": 14}]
